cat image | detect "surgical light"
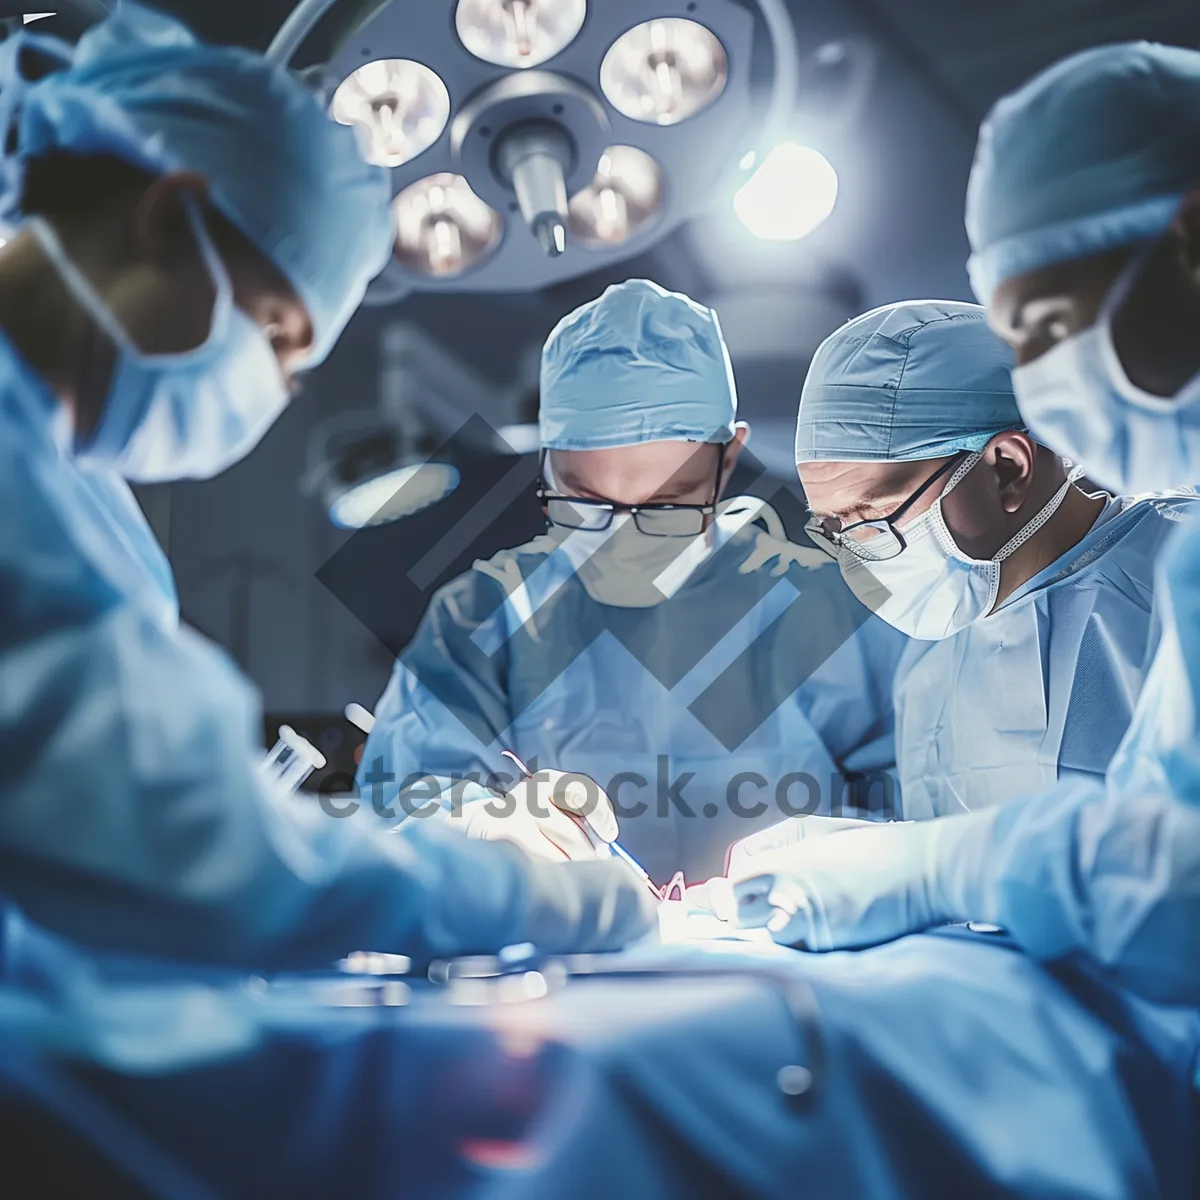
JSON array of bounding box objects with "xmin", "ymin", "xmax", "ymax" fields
[
  {"xmin": 392, "ymin": 173, "xmax": 503, "ymax": 277},
  {"xmin": 330, "ymin": 59, "xmax": 451, "ymax": 168},
  {"xmin": 455, "ymin": 0, "xmax": 586, "ymax": 69},
  {"xmin": 600, "ymin": 18, "xmax": 728, "ymax": 126},
  {"xmin": 292, "ymin": 0, "xmax": 797, "ymax": 294},
  {"xmin": 304, "ymin": 414, "xmax": 461, "ymax": 529},
  {"xmin": 733, "ymin": 143, "xmax": 838, "ymax": 241},
  {"xmin": 496, "ymin": 422, "xmax": 541, "ymax": 454},
  {"xmin": 566, "ymin": 145, "xmax": 662, "ymax": 246},
  {"xmin": 329, "ymin": 462, "xmax": 461, "ymax": 529}
]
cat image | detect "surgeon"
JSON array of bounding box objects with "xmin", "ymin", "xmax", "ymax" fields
[
  {"xmin": 732, "ymin": 43, "xmax": 1200, "ymax": 1006},
  {"xmin": 0, "ymin": 4, "xmax": 653, "ymax": 970},
  {"xmin": 361, "ymin": 279, "xmax": 908, "ymax": 883},
  {"xmin": 792, "ymin": 299, "xmax": 1194, "ymax": 819}
]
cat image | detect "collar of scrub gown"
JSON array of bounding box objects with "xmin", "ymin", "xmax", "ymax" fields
[{"xmin": 994, "ymin": 490, "xmax": 1129, "ymax": 610}]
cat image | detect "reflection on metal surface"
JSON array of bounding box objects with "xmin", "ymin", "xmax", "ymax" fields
[
  {"xmin": 600, "ymin": 19, "xmax": 728, "ymax": 126},
  {"xmin": 393, "ymin": 173, "xmax": 503, "ymax": 277},
  {"xmin": 455, "ymin": 0, "xmax": 587, "ymax": 69},
  {"xmin": 568, "ymin": 145, "xmax": 663, "ymax": 246},
  {"xmin": 331, "ymin": 60, "xmax": 450, "ymax": 167}
]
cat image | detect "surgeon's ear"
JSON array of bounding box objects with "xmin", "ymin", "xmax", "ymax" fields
[
  {"xmin": 985, "ymin": 431, "xmax": 1037, "ymax": 514},
  {"xmin": 131, "ymin": 171, "xmax": 210, "ymax": 268},
  {"xmin": 720, "ymin": 421, "xmax": 752, "ymax": 483}
]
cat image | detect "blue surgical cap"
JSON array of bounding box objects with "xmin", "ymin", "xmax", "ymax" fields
[
  {"xmin": 0, "ymin": 3, "xmax": 392, "ymax": 365},
  {"xmin": 795, "ymin": 300, "xmax": 1022, "ymax": 463},
  {"xmin": 966, "ymin": 42, "xmax": 1200, "ymax": 306},
  {"xmin": 539, "ymin": 279, "xmax": 738, "ymax": 450}
]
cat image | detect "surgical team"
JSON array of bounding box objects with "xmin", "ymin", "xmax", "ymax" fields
[{"xmin": 2, "ymin": 1, "xmax": 1199, "ymax": 1192}]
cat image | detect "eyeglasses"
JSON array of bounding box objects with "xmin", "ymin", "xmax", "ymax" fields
[
  {"xmin": 537, "ymin": 447, "xmax": 725, "ymax": 539},
  {"xmin": 804, "ymin": 451, "xmax": 970, "ymax": 563}
]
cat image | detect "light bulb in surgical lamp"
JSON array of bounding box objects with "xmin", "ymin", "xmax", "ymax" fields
[
  {"xmin": 329, "ymin": 463, "xmax": 461, "ymax": 529},
  {"xmin": 331, "ymin": 60, "xmax": 450, "ymax": 169},
  {"xmin": 393, "ymin": 174, "xmax": 503, "ymax": 278},
  {"xmin": 455, "ymin": 0, "xmax": 586, "ymax": 69},
  {"xmin": 600, "ymin": 19, "xmax": 728, "ymax": 126},
  {"xmin": 567, "ymin": 146, "xmax": 663, "ymax": 246},
  {"xmin": 733, "ymin": 144, "xmax": 838, "ymax": 241}
]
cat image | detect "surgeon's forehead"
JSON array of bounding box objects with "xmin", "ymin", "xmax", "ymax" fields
[
  {"xmin": 550, "ymin": 441, "xmax": 719, "ymax": 500},
  {"xmin": 798, "ymin": 458, "xmax": 937, "ymax": 520}
]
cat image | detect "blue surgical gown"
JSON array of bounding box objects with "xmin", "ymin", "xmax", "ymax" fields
[
  {"xmin": 360, "ymin": 520, "xmax": 908, "ymax": 882},
  {"xmin": 940, "ymin": 506, "xmax": 1200, "ymax": 1006},
  {"xmin": 0, "ymin": 333, "xmax": 648, "ymax": 971},
  {"xmin": 897, "ymin": 493, "xmax": 1196, "ymax": 817},
  {"xmin": 73, "ymin": 463, "xmax": 178, "ymax": 628}
]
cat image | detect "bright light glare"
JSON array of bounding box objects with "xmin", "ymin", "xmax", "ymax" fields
[
  {"xmin": 22, "ymin": 14, "xmax": 55, "ymax": 24},
  {"xmin": 456, "ymin": 0, "xmax": 586, "ymax": 69},
  {"xmin": 330, "ymin": 463, "xmax": 460, "ymax": 528},
  {"xmin": 733, "ymin": 144, "xmax": 838, "ymax": 241},
  {"xmin": 600, "ymin": 19, "xmax": 727, "ymax": 126},
  {"xmin": 331, "ymin": 60, "xmax": 450, "ymax": 168}
]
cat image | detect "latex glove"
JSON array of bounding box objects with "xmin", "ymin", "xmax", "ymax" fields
[
  {"xmin": 731, "ymin": 820, "xmax": 959, "ymax": 950},
  {"xmin": 684, "ymin": 877, "xmax": 737, "ymax": 922},
  {"xmin": 464, "ymin": 769, "xmax": 619, "ymax": 863},
  {"xmin": 518, "ymin": 856, "xmax": 659, "ymax": 952},
  {"xmin": 725, "ymin": 815, "xmax": 878, "ymax": 879}
]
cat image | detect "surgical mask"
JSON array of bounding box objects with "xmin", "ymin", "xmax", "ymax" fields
[
  {"xmin": 1010, "ymin": 245, "xmax": 1200, "ymax": 495},
  {"xmin": 548, "ymin": 513, "xmax": 706, "ymax": 608},
  {"xmin": 32, "ymin": 202, "xmax": 290, "ymax": 483},
  {"xmin": 841, "ymin": 452, "xmax": 1081, "ymax": 640}
]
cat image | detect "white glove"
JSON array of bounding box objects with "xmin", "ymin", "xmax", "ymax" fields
[
  {"xmin": 730, "ymin": 819, "xmax": 955, "ymax": 950},
  {"xmin": 463, "ymin": 769, "xmax": 620, "ymax": 863},
  {"xmin": 725, "ymin": 814, "xmax": 877, "ymax": 881}
]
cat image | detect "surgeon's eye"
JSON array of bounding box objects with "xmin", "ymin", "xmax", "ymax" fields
[
  {"xmin": 1023, "ymin": 306, "xmax": 1074, "ymax": 350},
  {"xmin": 1018, "ymin": 311, "xmax": 1075, "ymax": 365},
  {"xmin": 1041, "ymin": 315, "xmax": 1072, "ymax": 344}
]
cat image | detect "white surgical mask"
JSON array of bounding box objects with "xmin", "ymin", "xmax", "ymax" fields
[
  {"xmin": 33, "ymin": 202, "xmax": 290, "ymax": 483},
  {"xmin": 1010, "ymin": 245, "xmax": 1200, "ymax": 495},
  {"xmin": 547, "ymin": 514, "xmax": 705, "ymax": 608},
  {"xmin": 841, "ymin": 452, "xmax": 1081, "ymax": 640}
]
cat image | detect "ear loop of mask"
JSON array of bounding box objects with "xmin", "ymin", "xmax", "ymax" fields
[
  {"xmin": 929, "ymin": 452, "xmax": 1083, "ymax": 565},
  {"xmin": 28, "ymin": 197, "xmax": 234, "ymax": 359},
  {"xmin": 913, "ymin": 451, "xmax": 983, "ymax": 551},
  {"xmin": 990, "ymin": 465, "xmax": 1085, "ymax": 560}
]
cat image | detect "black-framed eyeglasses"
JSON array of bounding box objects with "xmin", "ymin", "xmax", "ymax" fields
[
  {"xmin": 537, "ymin": 446, "xmax": 725, "ymax": 538},
  {"xmin": 804, "ymin": 451, "xmax": 970, "ymax": 563}
]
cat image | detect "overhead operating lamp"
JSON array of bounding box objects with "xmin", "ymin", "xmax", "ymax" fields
[
  {"xmin": 269, "ymin": 0, "xmax": 798, "ymax": 300},
  {"xmin": 302, "ymin": 413, "xmax": 461, "ymax": 530},
  {"xmin": 301, "ymin": 322, "xmax": 541, "ymax": 527}
]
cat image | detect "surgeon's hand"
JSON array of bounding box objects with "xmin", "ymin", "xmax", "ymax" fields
[
  {"xmin": 519, "ymin": 855, "xmax": 658, "ymax": 951},
  {"xmin": 730, "ymin": 820, "xmax": 957, "ymax": 950},
  {"xmin": 725, "ymin": 815, "xmax": 877, "ymax": 878},
  {"xmin": 464, "ymin": 769, "xmax": 620, "ymax": 863}
]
